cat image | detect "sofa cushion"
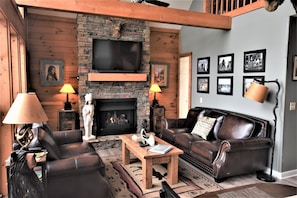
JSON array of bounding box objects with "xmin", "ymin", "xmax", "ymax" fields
[
  {"xmin": 217, "ymin": 114, "xmax": 255, "ymax": 140},
  {"xmin": 190, "ymin": 140, "xmax": 221, "ymax": 165},
  {"xmin": 185, "ymin": 108, "xmax": 204, "ymax": 130},
  {"xmin": 175, "ymin": 133, "xmax": 204, "ymax": 151},
  {"xmin": 191, "ymin": 116, "xmax": 216, "ymax": 139}
]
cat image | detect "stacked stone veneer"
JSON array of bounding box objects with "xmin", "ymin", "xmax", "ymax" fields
[{"xmin": 77, "ymin": 14, "xmax": 151, "ymax": 134}]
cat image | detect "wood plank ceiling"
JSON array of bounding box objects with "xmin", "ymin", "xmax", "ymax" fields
[{"xmin": 15, "ymin": 0, "xmax": 232, "ymax": 29}]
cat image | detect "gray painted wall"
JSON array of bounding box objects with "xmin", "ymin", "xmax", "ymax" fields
[{"xmin": 180, "ymin": 0, "xmax": 297, "ymax": 175}]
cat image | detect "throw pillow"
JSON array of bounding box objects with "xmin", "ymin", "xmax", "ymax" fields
[
  {"xmin": 191, "ymin": 116, "xmax": 216, "ymax": 139},
  {"xmin": 213, "ymin": 116, "xmax": 224, "ymax": 139}
]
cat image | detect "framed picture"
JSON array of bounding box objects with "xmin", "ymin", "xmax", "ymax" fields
[
  {"xmin": 218, "ymin": 53, "xmax": 234, "ymax": 73},
  {"xmin": 197, "ymin": 57, "xmax": 210, "ymax": 74},
  {"xmin": 197, "ymin": 77, "xmax": 209, "ymax": 93},
  {"xmin": 242, "ymin": 76, "xmax": 264, "ymax": 96},
  {"xmin": 40, "ymin": 59, "xmax": 64, "ymax": 86},
  {"xmin": 244, "ymin": 49, "xmax": 266, "ymax": 72},
  {"xmin": 217, "ymin": 76, "xmax": 233, "ymax": 95},
  {"xmin": 293, "ymin": 56, "xmax": 297, "ymax": 80},
  {"xmin": 151, "ymin": 62, "xmax": 169, "ymax": 87}
]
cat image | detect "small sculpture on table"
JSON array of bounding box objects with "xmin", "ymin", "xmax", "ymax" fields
[
  {"xmin": 82, "ymin": 93, "xmax": 96, "ymax": 141},
  {"xmin": 140, "ymin": 119, "xmax": 155, "ymax": 146}
]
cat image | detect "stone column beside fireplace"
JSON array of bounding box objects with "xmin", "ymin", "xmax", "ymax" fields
[{"xmin": 77, "ymin": 14, "xmax": 151, "ymax": 136}]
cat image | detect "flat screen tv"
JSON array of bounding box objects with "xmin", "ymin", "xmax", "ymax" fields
[{"xmin": 92, "ymin": 39, "xmax": 142, "ymax": 72}]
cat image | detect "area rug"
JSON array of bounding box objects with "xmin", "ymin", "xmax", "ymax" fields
[
  {"xmin": 93, "ymin": 140, "xmax": 223, "ymax": 198},
  {"xmin": 112, "ymin": 158, "xmax": 223, "ymax": 198}
]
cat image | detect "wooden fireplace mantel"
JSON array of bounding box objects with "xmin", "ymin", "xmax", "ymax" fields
[{"xmin": 88, "ymin": 73, "xmax": 148, "ymax": 82}]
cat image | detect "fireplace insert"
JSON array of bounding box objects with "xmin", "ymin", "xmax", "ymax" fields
[{"xmin": 95, "ymin": 98, "xmax": 137, "ymax": 136}]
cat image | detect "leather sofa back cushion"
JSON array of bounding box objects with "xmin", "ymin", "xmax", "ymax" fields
[
  {"xmin": 217, "ymin": 114, "xmax": 255, "ymax": 140},
  {"xmin": 38, "ymin": 125, "xmax": 61, "ymax": 160},
  {"xmin": 185, "ymin": 109, "xmax": 204, "ymax": 130}
]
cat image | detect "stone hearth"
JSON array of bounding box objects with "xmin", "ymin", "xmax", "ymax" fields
[{"xmin": 77, "ymin": 14, "xmax": 151, "ymax": 135}]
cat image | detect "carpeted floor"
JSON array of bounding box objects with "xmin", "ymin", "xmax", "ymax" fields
[{"xmin": 92, "ymin": 140, "xmax": 223, "ymax": 198}]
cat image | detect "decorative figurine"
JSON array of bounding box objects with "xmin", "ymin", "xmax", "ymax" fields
[
  {"xmin": 82, "ymin": 93, "xmax": 96, "ymax": 141},
  {"xmin": 140, "ymin": 119, "xmax": 155, "ymax": 146}
]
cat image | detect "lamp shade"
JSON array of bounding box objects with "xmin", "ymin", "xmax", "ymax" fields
[
  {"xmin": 3, "ymin": 93, "xmax": 48, "ymax": 124},
  {"xmin": 149, "ymin": 84, "xmax": 162, "ymax": 93},
  {"xmin": 59, "ymin": 83, "xmax": 75, "ymax": 94},
  {"xmin": 244, "ymin": 82, "xmax": 268, "ymax": 103}
]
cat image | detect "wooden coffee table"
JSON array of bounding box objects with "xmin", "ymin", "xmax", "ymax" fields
[{"xmin": 119, "ymin": 134, "xmax": 184, "ymax": 189}]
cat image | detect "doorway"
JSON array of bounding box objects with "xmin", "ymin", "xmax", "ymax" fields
[{"xmin": 178, "ymin": 53, "xmax": 192, "ymax": 118}]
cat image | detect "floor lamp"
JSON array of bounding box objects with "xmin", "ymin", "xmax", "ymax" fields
[{"xmin": 244, "ymin": 79, "xmax": 280, "ymax": 182}]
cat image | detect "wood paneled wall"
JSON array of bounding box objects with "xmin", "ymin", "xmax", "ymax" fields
[
  {"xmin": 150, "ymin": 27, "xmax": 180, "ymax": 118},
  {"xmin": 27, "ymin": 14, "xmax": 78, "ymax": 130}
]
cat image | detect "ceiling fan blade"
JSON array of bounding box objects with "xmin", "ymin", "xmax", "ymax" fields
[{"xmin": 145, "ymin": 0, "xmax": 169, "ymax": 7}]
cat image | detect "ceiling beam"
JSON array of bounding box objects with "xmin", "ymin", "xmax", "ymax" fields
[{"xmin": 15, "ymin": 0, "xmax": 231, "ymax": 29}]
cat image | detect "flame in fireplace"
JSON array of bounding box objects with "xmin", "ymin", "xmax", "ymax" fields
[{"xmin": 106, "ymin": 111, "xmax": 129, "ymax": 125}]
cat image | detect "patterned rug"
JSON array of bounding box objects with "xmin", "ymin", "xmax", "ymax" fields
[{"xmin": 92, "ymin": 140, "xmax": 223, "ymax": 198}]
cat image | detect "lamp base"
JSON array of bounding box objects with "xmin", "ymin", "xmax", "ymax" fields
[
  {"xmin": 256, "ymin": 171, "xmax": 276, "ymax": 182},
  {"xmin": 152, "ymin": 99, "xmax": 159, "ymax": 107},
  {"xmin": 64, "ymin": 102, "xmax": 72, "ymax": 110}
]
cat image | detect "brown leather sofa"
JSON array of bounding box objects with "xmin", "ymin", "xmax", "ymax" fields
[
  {"xmin": 160, "ymin": 107, "xmax": 273, "ymax": 182},
  {"xmin": 33, "ymin": 124, "xmax": 111, "ymax": 198}
]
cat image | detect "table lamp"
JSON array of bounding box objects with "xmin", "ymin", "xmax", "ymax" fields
[
  {"xmin": 59, "ymin": 83, "xmax": 75, "ymax": 110},
  {"xmin": 2, "ymin": 92, "xmax": 48, "ymax": 148},
  {"xmin": 244, "ymin": 79, "xmax": 280, "ymax": 182},
  {"xmin": 150, "ymin": 83, "xmax": 162, "ymax": 107}
]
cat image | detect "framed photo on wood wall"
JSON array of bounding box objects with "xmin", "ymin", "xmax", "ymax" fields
[
  {"xmin": 40, "ymin": 59, "xmax": 64, "ymax": 86},
  {"xmin": 151, "ymin": 62, "xmax": 169, "ymax": 87}
]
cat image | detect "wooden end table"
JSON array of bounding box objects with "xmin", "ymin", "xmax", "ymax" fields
[{"xmin": 119, "ymin": 134, "xmax": 183, "ymax": 189}]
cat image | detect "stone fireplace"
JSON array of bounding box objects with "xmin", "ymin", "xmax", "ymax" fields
[{"xmin": 77, "ymin": 14, "xmax": 151, "ymax": 136}]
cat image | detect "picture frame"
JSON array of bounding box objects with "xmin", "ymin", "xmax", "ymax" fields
[
  {"xmin": 244, "ymin": 49, "xmax": 266, "ymax": 72},
  {"xmin": 197, "ymin": 57, "xmax": 210, "ymax": 74},
  {"xmin": 218, "ymin": 53, "xmax": 234, "ymax": 73},
  {"xmin": 197, "ymin": 77, "xmax": 209, "ymax": 93},
  {"xmin": 151, "ymin": 62, "xmax": 169, "ymax": 88},
  {"xmin": 40, "ymin": 59, "xmax": 64, "ymax": 86},
  {"xmin": 242, "ymin": 76, "xmax": 265, "ymax": 96},
  {"xmin": 293, "ymin": 56, "xmax": 297, "ymax": 80},
  {"xmin": 217, "ymin": 76, "xmax": 233, "ymax": 95}
]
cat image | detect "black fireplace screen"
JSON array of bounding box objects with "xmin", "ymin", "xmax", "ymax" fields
[{"xmin": 95, "ymin": 98, "xmax": 137, "ymax": 136}]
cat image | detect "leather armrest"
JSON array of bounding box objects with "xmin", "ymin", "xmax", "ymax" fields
[
  {"xmin": 46, "ymin": 155, "xmax": 102, "ymax": 177},
  {"xmin": 166, "ymin": 118, "xmax": 187, "ymax": 128},
  {"xmin": 220, "ymin": 137, "xmax": 273, "ymax": 152},
  {"xmin": 53, "ymin": 130, "xmax": 83, "ymax": 145}
]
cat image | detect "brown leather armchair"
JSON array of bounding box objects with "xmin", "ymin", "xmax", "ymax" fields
[{"xmin": 35, "ymin": 124, "xmax": 111, "ymax": 198}]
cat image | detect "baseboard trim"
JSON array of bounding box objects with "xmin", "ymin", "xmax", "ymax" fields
[{"xmin": 261, "ymin": 168, "xmax": 297, "ymax": 180}]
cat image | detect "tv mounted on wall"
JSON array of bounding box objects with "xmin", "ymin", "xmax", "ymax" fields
[{"xmin": 92, "ymin": 39, "xmax": 142, "ymax": 73}]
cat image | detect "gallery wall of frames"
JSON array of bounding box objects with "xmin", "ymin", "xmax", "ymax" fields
[{"xmin": 197, "ymin": 49, "xmax": 267, "ymax": 96}]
